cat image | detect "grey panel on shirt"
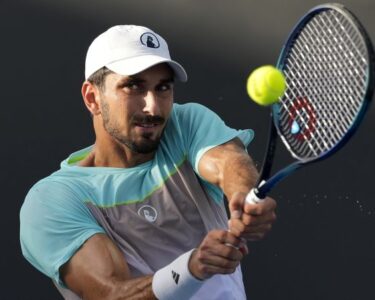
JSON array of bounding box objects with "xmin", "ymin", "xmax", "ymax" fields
[
  {"xmin": 88, "ymin": 160, "xmax": 228, "ymax": 276},
  {"xmin": 56, "ymin": 160, "xmax": 229, "ymax": 299}
]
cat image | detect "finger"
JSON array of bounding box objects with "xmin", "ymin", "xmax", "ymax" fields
[
  {"xmin": 238, "ymin": 239, "xmax": 249, "ymax": 256},
  {"xmin": 225, "ymin": 228, "xmax": 250, "ymax": 255},
  {"xmin": 244, "ymin": 197, "xmax": 277, "ymax": 215},
  {"xmin": 213, "ymin": 230, "xmax": 243, "ymax": 249},
  {"xmin": 229, "ymin": 219, "xmax": 273, "ymax": 239},
  {"xmin": 228, "ymin": 218, "xmax": 246, "ymax": 237},
  {"xmin": 190, "ymin": 244, "xmax": 241, "ymax": 279},
  {"xmin": 228, "ymin": 192, "xmax": 246, "ymax": 219},
  {"xmin": 243, "ymin": 232, "xmax": 268, "ymax": 242},
  {"xmin": 241, "ymin": 211, "xmax": 277, "ymax": 227},
  {"xmin": 237, "ymin": 225, "xmax": 273, "ymax": 242},
  {"xmin": 241, "ymin": 223, "xmax": 273, "ymax": 235},
  {"xmin": 195, "ymin": 261, "xmax": 240, "ymax": 277},
  {"xmin": 199, "ymin": 242, "xmax": 244, "ymax": 264},
  {"xmin": 204, "ymin": 231, "xmax": 245, "ymax": 261}
]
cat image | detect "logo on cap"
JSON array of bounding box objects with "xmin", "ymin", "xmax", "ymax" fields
[
  {"xmin": 138, "ymin": 205, "xmax": 158, "ymax": 222},
  {"xmin": 140, "ymin": 32, "xmax": 160, "ymax": 48}
]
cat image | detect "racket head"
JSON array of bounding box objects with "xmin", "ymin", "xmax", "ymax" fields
[{"xmin": 273, "ymin": 3, "xmax": 375, "ymax": 164}]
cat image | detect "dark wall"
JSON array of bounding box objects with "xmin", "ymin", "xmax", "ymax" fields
[{"xmin": 3, "ymin": 0, "xmax": 374, "ymax": 299}]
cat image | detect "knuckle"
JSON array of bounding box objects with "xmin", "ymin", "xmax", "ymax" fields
[
  {"xmin": 242, "ymin": 215, "xmax": 252, "ymax": 226},
  {"xmin": 233, "ymin": 250, "xmax": 243, "ymax": 261},
  {"xmin": 197, "ymin": 249, "xmax": 210, "ymax": 262},
  {"xmin": 197, "ymin": 263, "xmax": 205, "ymax": 273},
  {"xmin": 199, "ymin": 242, "xmax": 209, "ymax": 252},
  {"xmin": 219, "ymin": 230, "xmax": 228, "ymax": 240},
  {"xmin": 229, "ymin": 228, "xmax": 240, "ymax": 238},
  {"xmin": 223, "ymin": 246, "xmax": 234, "ymax": 258},
  {"xmin": 213, "ymin": 230, "xmax": 226, "ymax": 241},
  {"xmin": 199, "ymin": 264, "xmax": 210, "ymax": 276},
  {"xmin": 239, "ymin": 224, "xmax": 246, "ymax": 234},
  {"xmin": 209, "ymin": 229, "xmax": 219, "ymax": 237},
  {"xmin": 196, "ymin": 250, "xmax": 205, "ymax": 261},
  {"xmin": 223, "ymin": 260, "xmax": 236, "ymax": 269},
  {"xmin": 257, "ymin": 206, "xmax": 265, "ymax": 215}
]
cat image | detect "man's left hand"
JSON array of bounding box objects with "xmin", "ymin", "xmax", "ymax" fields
[{"xmin": 228, "ymin": 192, "xmax": 277, "ymax": 241}]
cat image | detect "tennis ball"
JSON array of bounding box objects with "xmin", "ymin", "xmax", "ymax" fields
[{"xmin": 246, "ymin": 65, "xmax": 286, "ymax": 106}]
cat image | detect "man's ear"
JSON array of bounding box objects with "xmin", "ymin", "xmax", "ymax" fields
[{"xmin": 81, "ymin": 81, "xmax": 101, "ymax": 116}]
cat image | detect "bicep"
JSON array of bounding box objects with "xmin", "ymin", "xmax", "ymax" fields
[
  {"xmin": 61, "ymin": 233, "xmax": 155, "ymax": 300},
  {"xmin": 60, "ymin": 233, "xmax": 129, "ymax": 298}
]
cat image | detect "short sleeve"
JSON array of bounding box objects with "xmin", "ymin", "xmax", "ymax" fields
[
  {"xmin": 20, "ymin": 180, "xmax": 105, "ymax": 286},
  {"xmin": 174, "ymin": 103, "xmax": 254, "ymax": 174}
]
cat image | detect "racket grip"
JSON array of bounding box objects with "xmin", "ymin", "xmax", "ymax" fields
[
  {"xmin": 245, "ymin": 188, "xmax": 264, "ymax": 204},
  {"xmin": 245, "ymin": 180, "xmax": 266, "ymax": 204}
]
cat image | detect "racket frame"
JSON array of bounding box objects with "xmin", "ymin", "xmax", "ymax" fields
[{"xmin": 252, "ymin": 3, "xmax": 375, "ymax": 200}]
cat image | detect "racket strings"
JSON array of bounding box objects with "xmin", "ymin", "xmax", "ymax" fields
[
  {"xmin": 283, "ymin": 35, "xmax": 349, "ymax": 151},
  {"xmin": 278, "ymin": 9, "xmax": 369, "ymax": 160}
]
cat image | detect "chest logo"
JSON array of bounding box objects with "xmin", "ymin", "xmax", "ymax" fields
[{"xmin": 137, "ymin": 205, "xmax": 158, "ymax": 222}]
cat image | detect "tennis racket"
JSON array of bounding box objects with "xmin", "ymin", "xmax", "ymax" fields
[{"xmin": 246, "ymin": 3, "xmax": 375, "ymax": 204}]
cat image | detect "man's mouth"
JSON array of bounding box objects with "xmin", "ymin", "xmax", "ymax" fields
[
  {"xmin": 133, "ymin": 116, "xmax": 165, "ymax": 129},
  {"xmin": 135, "ymin": 123, "xmax": 160, "ymax": 128}
]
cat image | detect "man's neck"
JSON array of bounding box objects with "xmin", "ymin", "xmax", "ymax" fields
[{"xmin": 79, "ymin": 138, "xmax": 154, "ymax": 168}]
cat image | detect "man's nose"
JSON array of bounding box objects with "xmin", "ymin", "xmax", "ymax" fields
[{"xmin": 142, "ymin": 91, "xmax": 161, "ymax": 115}]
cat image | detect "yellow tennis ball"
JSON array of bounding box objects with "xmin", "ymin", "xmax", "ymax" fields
[{"xmin": 246, "ymin": 65, "xmax": 286, "ymax": 106}]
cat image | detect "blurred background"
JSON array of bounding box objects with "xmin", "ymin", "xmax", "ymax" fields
[{"xmin": 2, "ymin": 0, "xmax": 374, "ymax": 299}]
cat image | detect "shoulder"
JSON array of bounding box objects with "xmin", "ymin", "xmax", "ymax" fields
[
  {"xmin": 172, "ymin": 102, "xmax": 212, "ymax": 116},
  {"xmin": 21, "ymin": 176, "xmax": 84, "ymax": 218},
  {"xmin": 170, "ymin": 102, "xmax": 221, "ymax": 126}
]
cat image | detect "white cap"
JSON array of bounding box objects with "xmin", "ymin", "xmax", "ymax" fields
[{"xmin": 85, "ymin": 25, "xmax": 187, "ymax": 82}]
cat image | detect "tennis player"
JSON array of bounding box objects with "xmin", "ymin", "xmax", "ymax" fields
[{"xmin": 20, "ymin": 25, "xmax": 276, "ymax": 300}]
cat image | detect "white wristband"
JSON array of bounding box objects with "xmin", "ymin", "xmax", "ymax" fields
[{"xmin": 152, "ymin": 249, "xmax": 204, "ymax": 300}]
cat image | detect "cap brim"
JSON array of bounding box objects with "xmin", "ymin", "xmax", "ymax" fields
[{"xmin": 106, "ymin": 55, "xmax": 188, "ymax": 82}]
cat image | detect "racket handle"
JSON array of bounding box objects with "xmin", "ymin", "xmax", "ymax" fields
[
  {"xmin": 245, "ymin": 188, "xmax": 264, "ymax": 204},
  {"xmin": 245, "ymin": 180, "xmax": 266, "ymax": 204}
]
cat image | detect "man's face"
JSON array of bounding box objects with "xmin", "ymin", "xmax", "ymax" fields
[{"xmin": 98, "ymin": 63, "xmax": 174, "ymax": 154}]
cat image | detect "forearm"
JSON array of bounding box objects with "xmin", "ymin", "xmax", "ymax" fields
[
  {"xmin": 220, "ymin": 147, "xmax": 259, "ymax": 200},
  {"xmin": 67, "ymin": 274, "xmax": 155, "ymax": 300},
  {"xmin": 99, "ymin": 276, "xmax": 155, "ymax": 300},
  {"xmin": 79, "ymin": 250, "xmax": 203, "ymax": 300},
  {"xmin": 61, "ymin": 234, "xmax": 156, "ymax": 300},
  {"xmin": 198, "ymin": 139, "xmax": 276, "ymax": 241},
  {"xmin": 198, "ymin": 138, "xmax": 259, "ymax": 200}
]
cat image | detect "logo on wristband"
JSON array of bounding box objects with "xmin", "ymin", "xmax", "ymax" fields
[{"xmin": 172, "ymin": 270, "xmax": 180, "ymax": 284}]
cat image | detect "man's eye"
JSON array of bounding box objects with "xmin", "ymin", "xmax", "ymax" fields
[
  {"xmin": 158, "ymin": 83, "xmax": 173, "ymax": 92},
  {"xmin": 125, "ymin": 83, "xmax": 140, "ymax": 90}
]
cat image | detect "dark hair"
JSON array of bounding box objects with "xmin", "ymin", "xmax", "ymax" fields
[{"xmin": 87, "ymin": 67, "xmax": 114, "ymax": 91}]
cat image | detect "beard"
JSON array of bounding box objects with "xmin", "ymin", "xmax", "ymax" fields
[
  {"xmin": 101, "ymin": 100, "xmax": 164, "ymax": 154},
  {"xmin": 106, "ymin": 126, "xmax": 162, "ymax": 154}
]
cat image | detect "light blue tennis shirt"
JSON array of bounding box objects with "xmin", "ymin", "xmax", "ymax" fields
[{"xmin": 20, "ymin": 102, "xmax": 254, "ymax": 300}]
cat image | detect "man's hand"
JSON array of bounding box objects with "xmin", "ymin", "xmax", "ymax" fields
[
  {"xmin": 188, "ymin": 230, "xmax": 246, "ymax": 280},
  {"xmin": 228, "ymin": 192, "xmax": 277, "ymax": 241}
]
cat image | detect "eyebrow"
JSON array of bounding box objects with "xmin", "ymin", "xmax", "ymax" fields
[
  {"xmin": 159, "ymin": 77, "xmax": 175, "ymax": 84},
  {"xmin": 121, "ymin": 76, "xmax": 144, "ymax": 84},
  {"xmin": 120, "ymin": 76, "xmax": 174, "ymax": 84}
]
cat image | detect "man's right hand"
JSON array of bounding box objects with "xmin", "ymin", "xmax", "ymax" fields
[{"xmin": 188, "ymin": 230, "xmax": 246, "ymax": 280}]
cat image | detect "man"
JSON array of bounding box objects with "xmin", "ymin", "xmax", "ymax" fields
[{"xmin": 20, "ymin": 25, "xmax": 276, "ymax": 299}]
